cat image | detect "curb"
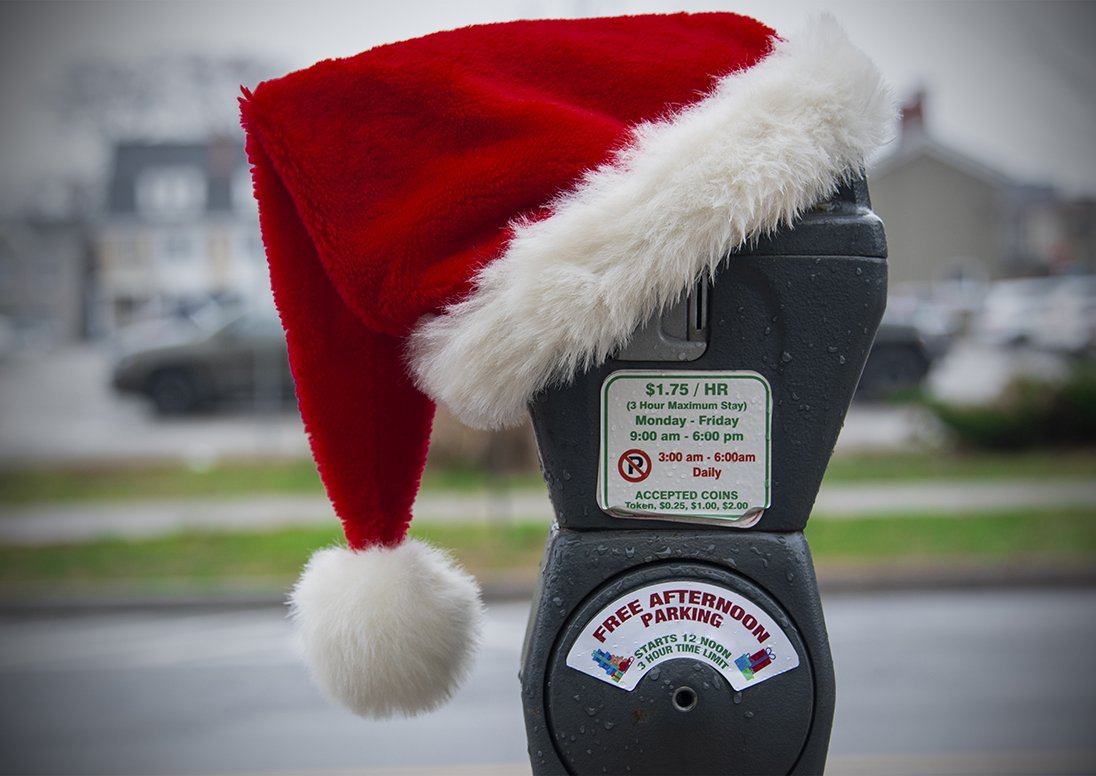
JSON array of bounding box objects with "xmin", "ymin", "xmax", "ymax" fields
[{"xmin": 814, "ymin": 560, "xmax": 1096, "ymax": 592}]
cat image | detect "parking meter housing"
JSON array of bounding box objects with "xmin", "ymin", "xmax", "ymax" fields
[{"xmin": 521, "ymin": 179, "xmax": 886, "ymax": 775}]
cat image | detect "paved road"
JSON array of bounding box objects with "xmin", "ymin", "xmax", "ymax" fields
[{"xmin": 1, "ymin": 589, "xmax": 1094, "ymax": 775}]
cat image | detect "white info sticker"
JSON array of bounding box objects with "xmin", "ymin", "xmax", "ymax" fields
[
  {"xmin": 566, "ymin": 580, "xmax": 799, "ymax": 692},
  {"xmin": 598, "ymin": 370, "xmax": 771, "ymax": 526}
]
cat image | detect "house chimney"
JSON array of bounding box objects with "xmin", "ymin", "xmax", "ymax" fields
[{"xmin": 900, "ymin": 89, "xmax": 926, "ymax": 144}]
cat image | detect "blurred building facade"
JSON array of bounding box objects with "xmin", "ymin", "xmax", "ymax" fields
[
  {"xmin": 869, "ymin": 91, "xmax": 1095, "ymax": 287},
  {"xmin": 92, "ymin": 136, "xmax": 267, "ymax": 334},
  {"xmin": 8, "ymin": 105, "xmax": 1093, "ymax": 357},
  {"xmin": 0, "ymin": 216, "xmax": 90, "ymax": 350}
]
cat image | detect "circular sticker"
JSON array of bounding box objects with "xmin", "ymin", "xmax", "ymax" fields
[
  {"xmin": 565, "ymin": 578, "xmax": 799, "ymax": 692},
  {"xmin": 545, "ymin": 564, "xmax": 815, "ymax": 776}
]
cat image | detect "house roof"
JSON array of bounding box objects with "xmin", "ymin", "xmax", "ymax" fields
[
  {"xmin": 106, "ymin": 138, "xmax": 248, "ymax": 216},
  {"xmin": 870, "ymin": 127, "xmax": 1015, "ymax": 190}
]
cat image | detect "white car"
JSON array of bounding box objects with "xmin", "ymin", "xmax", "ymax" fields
[
  {"xmin": 1031, "ymin": 276, "xmax": 1096, "ymax": 354},
  {"xmin": 974, "ymin": 277, "xmax": 1063, "ymax": 347}
]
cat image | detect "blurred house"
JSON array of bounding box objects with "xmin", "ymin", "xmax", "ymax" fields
[
  {"xmin": 0, "ymin": 215, "xmax": 90, "ymax": 351},
  {"xmin": 1003, "ymin": 185, "xmax": 1096, "ymax": 276},
  {"xmin": 92, "ymin": 136, "xmax": 268, "ymax": 334},
  {"xmin": 869, "ymin": 91, "xmax": 1095, "ymax": 287}
]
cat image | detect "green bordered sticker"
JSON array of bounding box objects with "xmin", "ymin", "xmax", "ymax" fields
[{"xmin": 597, "ymin": 370, "xmax": 772, "ymax": 527}]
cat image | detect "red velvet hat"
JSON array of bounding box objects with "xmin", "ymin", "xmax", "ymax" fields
[{"xmin": 241, "ymin": 12, "xmax": 892, "ymax": 719}]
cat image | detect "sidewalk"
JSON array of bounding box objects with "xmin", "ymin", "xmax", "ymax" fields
[{"xmin": 2, "ymin": 479, "xmax": 1095, "ymax": 546}]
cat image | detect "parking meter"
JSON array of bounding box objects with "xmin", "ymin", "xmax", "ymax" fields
[{"xmin": 520, "ymin": 179, "xmax": 887, "ymax": 775}]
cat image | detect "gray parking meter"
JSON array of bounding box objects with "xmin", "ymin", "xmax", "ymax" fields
[{"xmin": 520, "ymin": 179, "xmax": 886, "ymax": 775}]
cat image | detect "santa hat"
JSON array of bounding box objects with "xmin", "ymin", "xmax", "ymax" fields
[{"xmin": 240, "ymin": 12, "xmax": 893, "ymax": 719}]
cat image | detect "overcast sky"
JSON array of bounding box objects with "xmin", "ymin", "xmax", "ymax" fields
[{"xmin": 2, "ymin": 0, "xmax": 1095, "ymax": 213}]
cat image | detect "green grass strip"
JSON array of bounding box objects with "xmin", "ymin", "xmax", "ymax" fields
[
  {"xmin": 0, "ymin": 460, "xmax": 545, "ymax": 507},
  {"xmin": 0, "ymin": 459, "xmax": 324, "ymax": 506},
  {"xmin": 1, "ymin": 509, "xmax": 1092, "ymax": 594},
  {"xmin": 805, "ymin": 509, "xmax": 1096, "ymax": 560},
  {"xmin": 0, "ymin": 521, "xmax": 549, "ymax": 592},
  {"xmin": 820, "ymin": 449, "xmax": 1096, "ymax": 484}
]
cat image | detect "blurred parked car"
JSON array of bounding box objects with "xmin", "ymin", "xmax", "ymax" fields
[
  {"xmin": 879, "ymin": 293, "xmax": 955, "ymax": 360},
  {"xmin": 855, "ymin": 321, "xmax": 935, "ymax": 401},
  {"xmin": 107, "ymin": 294, "xmax": 243, "ymax": 357},
  {"xmin": 1030, "ymin": 276, "xmax": 1096, "ymax": 355},
  {"xmin": 111, "ymin": 309, "xmax": 294, "ymax": 415},
  {"xmin": 104, "ymin": 299, "xmax": 982, "ymax": 412},
  {"xmin": 973, "ymin": 277, "xmax": 1061, "ymax": 348},
  {"xmin": 971, "ymin": 275, "xmax": 1096, "ymax": 356}
]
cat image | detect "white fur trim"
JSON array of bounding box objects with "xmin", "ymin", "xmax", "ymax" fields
[
  {"xmin": 409, "ymin": 17, "xmax": 895, "ymax": 429},
  {"xmin": 288, "ymin": 539, "xmax": 484, "ymax": 718}
]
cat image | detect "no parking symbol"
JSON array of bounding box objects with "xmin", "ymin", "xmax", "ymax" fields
[{"xmin": 618, "ymin": 449, "xmax": 652, "ymax": 483}]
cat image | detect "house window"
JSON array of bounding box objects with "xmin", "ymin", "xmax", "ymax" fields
[
  {"xmin": 232, "ymin": 171, "xmax": 259, "ymax": 215},
  {"xmin": 136, "ymin": 166, "xmax": 207, "ymax": 220},
  {"xmin": 163, "ymin": 230, "xmax": 197, "ymax": 263}
]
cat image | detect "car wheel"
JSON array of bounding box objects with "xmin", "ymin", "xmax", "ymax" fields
[{"xmin": 146, "ymin": 369, "xmax": 202, "ymax": 415}]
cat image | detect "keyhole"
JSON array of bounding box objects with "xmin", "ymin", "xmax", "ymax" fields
[{"xmin": 672, "ymin": 686, "xmax": 697, "ymax": 712}]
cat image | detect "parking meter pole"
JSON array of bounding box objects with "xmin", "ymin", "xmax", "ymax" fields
[{"xmin": 520, "ymin": 179, "xmax": 887, "ymax": 775}]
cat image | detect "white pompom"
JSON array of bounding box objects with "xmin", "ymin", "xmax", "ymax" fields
[{"xmin": 288, "ymin": 539, "xmax": 484, "ymax": 718}]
